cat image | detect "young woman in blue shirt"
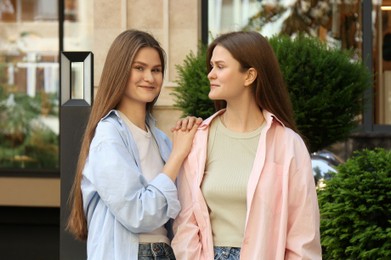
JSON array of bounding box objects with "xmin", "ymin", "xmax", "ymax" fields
[{"xmin": 66, "ymin": 29, "xmax": 200, "ymax": 259}]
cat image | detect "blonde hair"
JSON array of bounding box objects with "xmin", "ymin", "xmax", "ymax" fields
[{"xmin": 66, "ymin": 29, "xmax": 166, "ymax": 240}]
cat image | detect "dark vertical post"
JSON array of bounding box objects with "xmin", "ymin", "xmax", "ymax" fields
[
  {"xmin": 201, "ymin": 0, "xmax": 209, "ymax": 45},
  {"xmin": 362, "ymin": 0, "xmax": 373, "ymax": 132},
  {"xmin": 58, "ymin": 0, "xmax": 64, "ymax": 52},
  {"xmin": 60, "ymin": 52, "xmax": 93, "ymax": 260}
]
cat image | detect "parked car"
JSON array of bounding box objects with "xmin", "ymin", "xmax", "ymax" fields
[{"xmin": 311, "ymin": 150, "xmax": 343, "ymax": 188}]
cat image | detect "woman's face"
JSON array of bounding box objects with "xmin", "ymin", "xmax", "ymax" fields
[
  {"xmin": 207, "ymin": 45, "xmax": 248, "ymax": 102},
  {"xmin": 122, "ymin": 47, "xmax": 163, "ymax": 108}
]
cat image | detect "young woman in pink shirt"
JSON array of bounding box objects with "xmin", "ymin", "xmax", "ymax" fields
[{"xmin": 172, "ymin": 31, "xmax": 322, "ymax": 259}]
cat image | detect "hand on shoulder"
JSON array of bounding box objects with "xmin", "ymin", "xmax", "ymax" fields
[{"xmin": 171, "ymin": 116, "xmax": 203, "ymax": 132}]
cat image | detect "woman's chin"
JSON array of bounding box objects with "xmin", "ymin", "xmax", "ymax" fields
[{"xmin": 208, "ymin": 92, "xmax": 219, "ymax": 100}]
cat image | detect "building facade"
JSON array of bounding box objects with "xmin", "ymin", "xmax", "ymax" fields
[{"xmin": 0, "ymin": 0, "xmax": 390, "ymax": 258}]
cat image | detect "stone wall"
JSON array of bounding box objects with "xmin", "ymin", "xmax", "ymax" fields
[{"xmin": 329, "ymin": 132, "xmax": 391, "ymax": 161}]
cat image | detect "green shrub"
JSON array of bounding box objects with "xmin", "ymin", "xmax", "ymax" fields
[
  {"xmin": 25, "ymin": 126, "xmax": 59, "ymax": 168},
  {"xmin": 171, "ymin": 44, "xmax": 214, "ymax": 119},
  {"xmin": 318, "ymin": 148, "xmax": 391, "ymax": 259},
  {"xmin": 0, "ymin": 66, "xmax": 59, "ymax": 169},
  {"xmin": 172, "ymin": 35, "xmax": 371, "ymax": 153},
  {"xmin": 268, "ymin": 35, "xmax": 371, "ymax": 152}
]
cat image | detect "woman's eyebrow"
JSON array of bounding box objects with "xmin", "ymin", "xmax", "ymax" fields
[
  {"xmin": 211, "ymin": 60, "xmax": 225, "ymax": 64},
  {"xmin": 133, "ymin": 61, "xmax": 162, "ymax": 67}
]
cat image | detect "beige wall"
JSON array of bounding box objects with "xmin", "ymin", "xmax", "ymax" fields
[
  {"xmin": 0, "ymin": 0, "xmax": 201, "ymax": 207},
  {"xmin": 94, "ymin": 0, "xmax": 201, "ymax": 136}
]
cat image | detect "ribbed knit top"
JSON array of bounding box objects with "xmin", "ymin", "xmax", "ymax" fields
[{"xmin": 201, "ymin": 115, "xmax": 264, "ymax": 247}]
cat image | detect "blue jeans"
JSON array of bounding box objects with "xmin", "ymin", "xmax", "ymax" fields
[
  {"xmin": 214, "ymin": 246, "xmax": 241, "ymax": 260},
  {"xmin": 138, "ymin": 243, "xmax": 176, "ymax": 260}
]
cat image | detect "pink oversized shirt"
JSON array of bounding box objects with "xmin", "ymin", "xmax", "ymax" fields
[{"xmin": 172, "ymin": 110, "xmax": 322, "ymax": 259}]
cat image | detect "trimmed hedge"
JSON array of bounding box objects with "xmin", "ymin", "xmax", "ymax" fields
[{"xmin": 318, "ymin": 148, "xmax": 391, "ymax": 259}]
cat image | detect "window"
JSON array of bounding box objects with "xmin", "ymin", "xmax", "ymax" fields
[
  {"xmin": 208, "ymin": 0, "xmax": 262, "ymax": 42},
  {"xmin": 374, "ymin": 2, "xmax": 391, "ymax": 125},
  {"xmin": 0, "ymin": 0, "xmax": 92, "ymax": 172},
  {"xmin": 0, "ymin": 0, "xmax": 59, "ymax": 170}
]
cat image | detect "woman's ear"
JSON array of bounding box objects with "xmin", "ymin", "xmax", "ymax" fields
[{"xmin": 245, "ymin": 68, "xmax": 257, "ymax": 87}]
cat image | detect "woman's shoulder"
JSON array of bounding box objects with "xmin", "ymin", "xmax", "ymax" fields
[
  {"xmin": 281, "ymin": 123, "xmax": 306, "ymax": 142},
  {"xmin": 263, "ymin": 111, "xmax": 301, "ymax": 141},
  {"xmin": 92, "ymin": 112, "xmax": 127, "ymax": 143},
  {"xmin": 269, "ymin": 120, "xmax": 308, "ymax": 151},
  {"xmin": 195, "ymin": 110, "xmax": 224, "ymax": 131},
  {"xmin": 97, "ymin": 114, "xmax": 121, "ymax": 133},
  {"xmin": 278, "ymin": 124, "xmax": 302, "ymax": 140}
]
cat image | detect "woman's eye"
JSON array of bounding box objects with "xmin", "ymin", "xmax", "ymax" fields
[
  {"xmin": 134, "ymin": 66, "xmax": 144, "ymax": 71},
  {"xmin": 211, "ymin": 63, "xmax": 223, "ymax": 70},
  {"xmin": 152, "ymin": 68, "xmax": 162, "ymax": 73}
]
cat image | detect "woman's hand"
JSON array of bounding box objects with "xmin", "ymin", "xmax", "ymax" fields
[
  {"xmin": 163, "ymin": 116, "xmax": 202, "ymax": 181},
  {"xmin": 171, "ymin": 116, "xmax": 202, "ymax": 160},
  {"xmin": 171, "ymin": 116, "xmax": 203, "ymax": 132}
]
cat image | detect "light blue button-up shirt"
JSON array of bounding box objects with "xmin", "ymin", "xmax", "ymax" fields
[{"xmin": 81, "ymin": 110, "xmax": 181, "ymax": 259}]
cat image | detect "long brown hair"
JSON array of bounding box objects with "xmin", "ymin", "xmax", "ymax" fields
[
  {"xmin": 66, "ymin": 29, "xmax": 166, "ymax": 240},
  {"xmin": 206, "ymin": 31, "xmax": 298, "ymax": 132}
]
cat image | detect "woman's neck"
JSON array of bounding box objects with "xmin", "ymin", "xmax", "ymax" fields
[
  {"xmin": 117, "ymin": 103, "xmax": 147, "ymax": 131},
  {"xmin": 222, "ymin": 103, "xmax": 264, "ymax": 133}
]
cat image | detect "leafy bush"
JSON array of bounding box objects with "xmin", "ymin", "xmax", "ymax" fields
[
  {"xmin": 318, "ymin": 148, "xmax": 391, "ymax": 259},
  {"xmin": 25, "ymin": 125, "xmax": 59, "ymax": 168},
  {"xmin": 172, "ymin": 35, "xmax": 371, "ymax": 153},
  {"xmin": 171, "ymin": 44, "xmax": 214, "ymax": 119},
  {"xmin": 268, "ymin": 35, "xmax": 371, "ymax": 152},
  {"xmin": 0, "ymin": 63, "xmax": 59, "ymax": 169}
]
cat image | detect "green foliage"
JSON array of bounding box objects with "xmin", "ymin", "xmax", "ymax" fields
[
  {"xmin": 25, "ymin": 125, "xmax": 59, "ymax": 168},
  {"xmin": 318, "ymin": 148, "xmax": 391, "ymax": 259},
  {"xmin": 171, "ymin": 44, "xmax": 215, "ymax": 119},
  {"xmin": 269, "ymin": 35, "xmax": 371, "ymax": 152},
  {"xmin": 172, "ymin": 35, "xmax": 371, "ymax": 153},
  {"xmin": 0, "ymin": 92, "xmax": 39, "ymax": 138},
  {"xmin": 0, "ymin": 63, "xmax": 59, "ymax": 169}
]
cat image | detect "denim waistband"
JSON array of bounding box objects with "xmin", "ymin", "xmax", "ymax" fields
[
  {"xmin": 214, "ymin": 246, "xmax": 241, "ymax": 260},
  {"xmin": 138, "ymin": 243, "xmax": 175, "ymax": 259}
]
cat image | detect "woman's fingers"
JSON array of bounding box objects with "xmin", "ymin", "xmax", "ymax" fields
[
  {"xmin": 170, "ymin": 120, "xmax": 200, "ymax": 159},
  {"xmin": 171, "ymin": 116, "xmax": 202, "ymax": 132},
  {"xmin": 183, "ymin": 116, "xmax": 202, "ymax": 130}
]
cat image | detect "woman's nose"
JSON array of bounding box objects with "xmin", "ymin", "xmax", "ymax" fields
[
  {"xmin": 207, "ymin": 68, "xmax": 215, "ymax": 79},
  {"xmin": 144, "ymin": 70, "xmax": 154, "ymax": 82}
]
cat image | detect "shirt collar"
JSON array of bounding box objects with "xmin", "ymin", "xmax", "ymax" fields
[
  {"xmin": 199, "ymin": 109, "xmax": 285, "ymax": 129},
  {"xmin": 102, "ymin": 109, "xmax": 157, "ymax": 127}
]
